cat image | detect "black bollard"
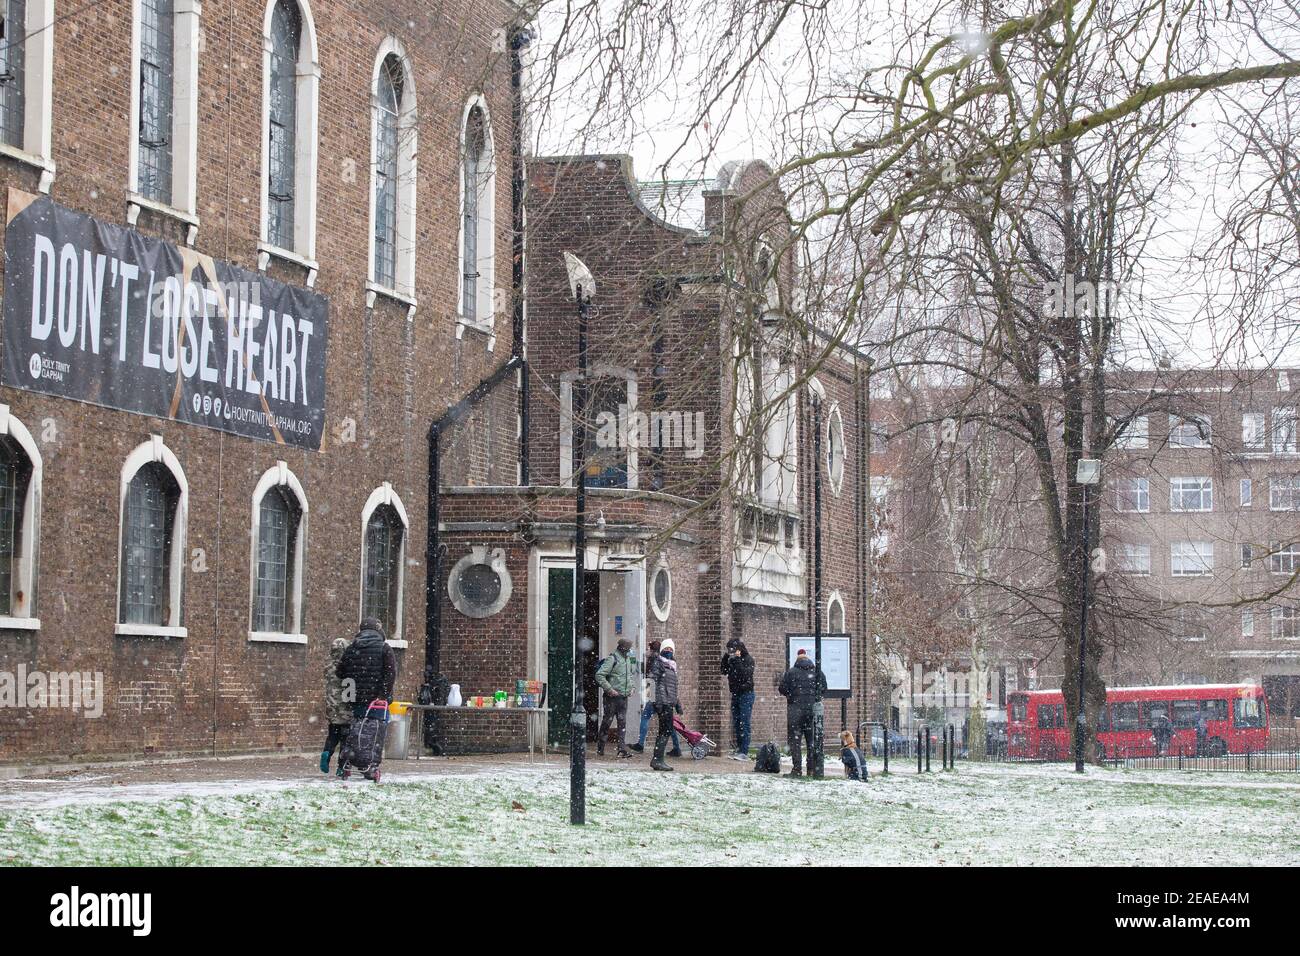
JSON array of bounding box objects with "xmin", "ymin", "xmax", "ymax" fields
[
  {"xmin": 882, "ymin": 726, "xmax": 889, "ymax": 775},
  {"xmin": 917, "ymin": 730, "xmax": 923, "ymax": 773},
  {"xmin": 926, "ymin": 731, "xmax": 932, "ymax": 772},
  {"xmin": 941, "ymin": 727, "xmax": 948, "ymax": 769}
]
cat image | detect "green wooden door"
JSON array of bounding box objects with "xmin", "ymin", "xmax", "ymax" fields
[{"xmin": 547, "ymin": 568, "xmax": 574, "ymax": 747}]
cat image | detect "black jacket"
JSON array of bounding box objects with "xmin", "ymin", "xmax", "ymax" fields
[
  {"xmin": 649, "ymin": 653, "xmax": 681, "ymax": 709},
  {"xmin": 336, "ymin": 627, "xmax": 398, "ymax": 705},
  {"xmin": 720, "ymin": 649, "xmax": 755, "ymax": 695},
  {"xmin": 778, "ymin": 657, "xmax": 827, "ymax": 709}
]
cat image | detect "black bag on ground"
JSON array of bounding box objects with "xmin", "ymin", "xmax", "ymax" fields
[
  {"xmin": 342, "ymin": 699, "xmax": 389, "ymax": 775},
  {"xmin": 754, "ymin": 741, "xmax": 781, "ymax": 773}
]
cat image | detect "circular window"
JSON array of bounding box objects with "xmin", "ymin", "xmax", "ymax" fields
[
  {"xmin": 826, "ymin": 407, "xmax": 846, "ymax": 495},
  {"xmin": 448, "ymin": 547, "xmax": 512, "ymax": 618},
  {"xmin": 650, "ymin": 562, "xmax": 672, "ymax": 622}
]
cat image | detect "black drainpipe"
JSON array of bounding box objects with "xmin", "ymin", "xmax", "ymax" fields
[{"xmin": 511, "ymin": 25, "xmax": 533, "ymax": 483}]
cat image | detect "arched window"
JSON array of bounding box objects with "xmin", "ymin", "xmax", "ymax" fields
[
  {"xmin": 360, "ymin": 483, "xmax": 408, "ymax": 643},
  {"xmin": 117, "ymin": 436, "xmax": 187, "ymax": 636},
  {"xmin": 0, "ymin": 406, "xmax": 41, "ymax": 627},
  {"xmin": 369, "ymin": 43, "xmax": 416, "ymax": 298},
  {"xmin": 261, "ymin": 0, "xmax": 318, "ymax": 261},
  {"xmin": 129, "ymin": 0, "xmax": 200, "ymax": 215},
  {"xmin": 827, "ymin": 592, "xmax": 845, "ymax": 634},
  {"xmin": 250, "ymin": 462, "xmax": 308, "ymax": 641},
  {"xmin": 826, "ymin": 405, "xmax": 846, "ymax": 496},
  {"xmin": 459, "ymin": 98, "xmax": 495, "ymax": 328}
]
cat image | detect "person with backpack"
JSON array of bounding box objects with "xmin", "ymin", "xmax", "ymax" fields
[
  {"xmin": 778, "ymin": 648, "xmax": 827, "ymax": 777},
  {"xmin": 648, "ymin": 643, "xmax": 684, "ymax": 771},
  {"xmin": 629, "ymin": 640, "xmax": 681, "ymax": 756},
  {"xmin": 320, "ymin": 637, "xmax": 354, "ymax": 776},
  {"xmin": 840, "ymin": 730, "xmax": 868, "ymax": 781},
  {"xmin": 336, "ymin": 618, "xmax": 398, "ymax": 718},
  {"xmin": 720, "ymin": 638, "xmax": 756, "ymax": 760},
  {"xmin": 595, "ymin": 638, "xmax": 636, "ymax": 757}
]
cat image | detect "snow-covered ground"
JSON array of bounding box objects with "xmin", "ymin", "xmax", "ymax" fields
[{"xmin": 1, "ymin": 759, "xmax": 1296, "ymax": 866}]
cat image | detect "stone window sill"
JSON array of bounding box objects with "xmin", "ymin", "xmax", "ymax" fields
[
  {"xmin": 127, "ymin": 192, "xmax": 200, "ymax": 245},
  {"xmin": 115, "ymin": 623, "xmax": 187, "ymax": 639},
  {"xmin": 249, "ymin": 631, "xmax": 309, "ymax": 645},
  {"xmin": 0, "ymin": 144, "xmax": 55, "ymax": 192},
  {"xmin": 0, "ymin": 615, "xmax": 40, "ymax": 631}
]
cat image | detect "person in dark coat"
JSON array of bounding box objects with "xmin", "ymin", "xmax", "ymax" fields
[
  {"xmin": 1151, "ymin": 712, "xmax": 1174, "ymax": 756},
  {"xmin": 778, "ymin": 648, "xmax": 827, "ymax": 777},
  {"xmin": 648, "ymin": 645, "xmax": 683, "ymax": 771},
  {"xmin": 1194, "ymin": 712, "xmax": 1209, "ymax": 757},
  {"xmin": 336, "ymin": 617, "xmax": 398, "ymax": 717},
  {"xmin": 839, "ymin": 730, "xmax": 868, "ymax": 781},
  {"xmin": 721, "ymin": 638, "xmax": 756, "ymax": 760},
  {"xmin": 630, "ymin": 640, "xmax": 680, "ymax": 755}
]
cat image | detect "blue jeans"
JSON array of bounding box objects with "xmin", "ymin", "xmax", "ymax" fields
[
  {"xmin": 731, "ymin": 691, "xmax": 754, "ymax": 755},
  {"xmin": 638, "ymin": 701, "xmax": 679, "ymax": 750}
]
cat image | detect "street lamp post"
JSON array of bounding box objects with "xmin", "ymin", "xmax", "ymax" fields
[
  {"xmin": 1075, "ymin": 457, "xmax": 1100, "ymax": 774},
  {"xmin": 564, "ymin": 252, "xmax": 595, "ymax": 824},
  {"xmin": 811, "ymin": 379, "xmax": 825, "ymax": 779}
]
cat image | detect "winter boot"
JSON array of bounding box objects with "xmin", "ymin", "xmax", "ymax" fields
[
  {"xmin": 629, "ymin": 742, "xmax": 644, "ymax": 753},
  {"xmin": 650, "ymin": 733, "xmax": 673, "ymax": 771},
  {"xmin": 320, "ymin": 751, "xmax": 331, "ymax": 774}
]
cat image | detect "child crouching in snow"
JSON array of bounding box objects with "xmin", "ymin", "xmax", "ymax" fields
[
  {"xmin": 321, "ymin": 637, "xmax": 353, "ymax": 775},
  {"xmin": 840, "ymin": 730, "xmax": 868, "ymax": 781}
]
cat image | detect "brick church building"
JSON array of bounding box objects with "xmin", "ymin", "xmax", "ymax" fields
[{"xmin": 0, "ymin": 0, "xmax": 870, "ymax": 764}]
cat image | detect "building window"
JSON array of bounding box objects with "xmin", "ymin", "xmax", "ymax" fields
[
  {"xmin": 0, "ymin": 407, "xmax": 40, "ymax": 625},
  {"xmin": 117, "ymin": 437, "xmax": 188, "ymax": 634},
  {"xmin": 1243, "ymin": 412, "xmax": 1266, "ymax": 450},
  {"xmin": 1169, "ymin": 476, "xmax": 1212, "ymax": 512},
  {"xmin": 1273, "ymin": 407, "xmax": 1296, "ymax": 453},
  {"xmin": 1269, "ymin": 476, "xmax": 1300, "ymax": 511},
  {"xmin": 136, "ymin": 0, "xmax": 174, "ymax": 204},
  {"xmin": 827, "ymin": 592, "xmax": 845, "ymax": 633},
  {"xmin": 1241, "ymin": 478, "xmax": 1252, "ymax": 507},
  {"xmin": 650, "ymin": 560, "xmax": 671, "ymax": 622},
  {"xmin": 0, "ymin": 0, "xmax": 26, "ymax": 148},
  {"xmin": 369, "ymin": 43, "xmax": 416, "ymax": 297},
  {"xmin": 1269, "ymin": 542, "xmax": 1300, "ymax": 575},
  {"xmin": 1241, "ymin": 543, "xmax": 1254, "ymax": 569},
  {"xmin": 826, "ymin": 406, "xmax": 846, "ymax": 496},
  {"xmin": 249, "ymin": 463, "xmax": 308, "ymax": 640},
  {"xmin": 459, "ymin": 99, "xmax": 495, "ymax": 328},
  {"xmin": 1272, "ymin": 605, "xmax": 1300, "ymax": 640},
  {"xmin": 955, "ymin": 454, "xmax": 976, "ymax": 511},
  {"xmin": 447, "ymin": 546, "xmax": 512, "ymax": 619},
  {"xmin": 1169, "ymin": 415, "xmax": 1210, "ymax": 448},
  {"xmin": 562, "ymin": 365, "xmax": 637, "ymax": 490},
  {"xmin": 262, "ymin": 0, "xmax": 318, "ymax": 257},
  {"xmin": 1170, "ymin": 541, "xmax": 1213, "ymax": 577},
  {"xmin": 1118, "ymin": 543, "xmax": 1151, "ymax": 575},
  {"xmin": 360, "ymin": 483, "xmax": 407, "ymax": 643},
  {"xmin": 130, "ymin": 0, "xmax": 199, "ymax": 214},
  {"xmin": 1114, "ymin": 414, "xmax": 1148, "ymax": 449},
  {"xmin": 1114, "ymin": 477, "xmax": 1149, "ymax": 513},
  {"xmin": 1242, "ymin": 609, "xmax": 1254, "ymax": 639}
]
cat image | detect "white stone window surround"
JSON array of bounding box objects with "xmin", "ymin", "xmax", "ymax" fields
[
  {"xmin": 359, "ymin": 481, "xmax": 409, "ymax": 648},
  {"xmin": 366, "ymin": 37, "xmax": 418, "ymax": 306},
  {"xmin": 0, "ymin": 405, "xmax": 41, "ymax": 630},
  {"xmin": 257, "ymin": 0, "xmax": 321, "ymax": 273},
  {"xmin": 559, "ymin": 363, "xmax": 639, "ymax": 490},
  {"xmin": 248, "ymin": 460, "xmax": 309, "ymax": 644},
  {"xmin": 0, "ymin": 0, "xmax": 55, "ymax": 192},
  {"xmin": 115, "ymin": 434, "xmax": 188, "ymax": 638},
  {"xmin": 125, "ymin": 0, "xmax": 202, "ymax": 239},
  {"xmin": 455, "ymin": 93, "xmax": 496, "ymax": 337},
  {"xmin": 825, "ymin": 402, "xmax": 846, "ymax": 497},
  {"xmin": 649, "ymin": 555, "xmax": 671, "ymax": 622},
  {"xmin": 825, "ymin": 590, "xmax": 845, "ymax": 632}
]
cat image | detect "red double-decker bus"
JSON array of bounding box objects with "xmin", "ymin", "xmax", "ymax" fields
[{"xmin": 1007, "ymin": 684, "xmax": 1269, "ymax": 760}]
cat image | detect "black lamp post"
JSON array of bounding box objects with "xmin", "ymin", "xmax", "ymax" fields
[
  {"xmin": 811, "ymin": 379, "xmax": 826, "ymax": 779},
  {"xmin": 564, "ymin": 252, "xmax": 595, "ymax": 823},
  {"xmin": 1075, "ymin": 457, "xmax": 1100, "ymax": 773}
]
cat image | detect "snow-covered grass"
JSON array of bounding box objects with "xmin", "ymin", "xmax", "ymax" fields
[{"xmin": 2, "ymin": 760, "xmax": 1297, "ymax": 866}]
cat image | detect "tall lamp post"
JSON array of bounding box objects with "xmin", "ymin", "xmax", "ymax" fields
[
  {"xmin": 810, "ymin": 378, "xmax": 826, "ymax": 779},
  {"xmin": 564, "ymin": 252, "xmax": 595, "ymax": 824},
  {"xmin": 1074, "ymin": 457, "xmax": 1100, "ymax": 773}
]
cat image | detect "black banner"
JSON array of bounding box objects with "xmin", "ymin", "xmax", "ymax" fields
[{"xmin": 1, "ymin": 189, "xmax": 329, "ymax": 450}]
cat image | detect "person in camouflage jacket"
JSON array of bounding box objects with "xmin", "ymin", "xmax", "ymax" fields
[{"xmin": 320, "ymin": 637, "xmax": 353, "ymax": 775}]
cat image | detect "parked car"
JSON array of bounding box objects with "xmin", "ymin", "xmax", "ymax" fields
[{"xmin": 870, "ymin": 726, "xmax": 910, "ymax": 756}]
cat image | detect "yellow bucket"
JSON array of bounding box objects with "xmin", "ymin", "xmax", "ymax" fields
[{"xmin": 389, "ymin": 701, "xmax": 411, "ymax": 716}]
